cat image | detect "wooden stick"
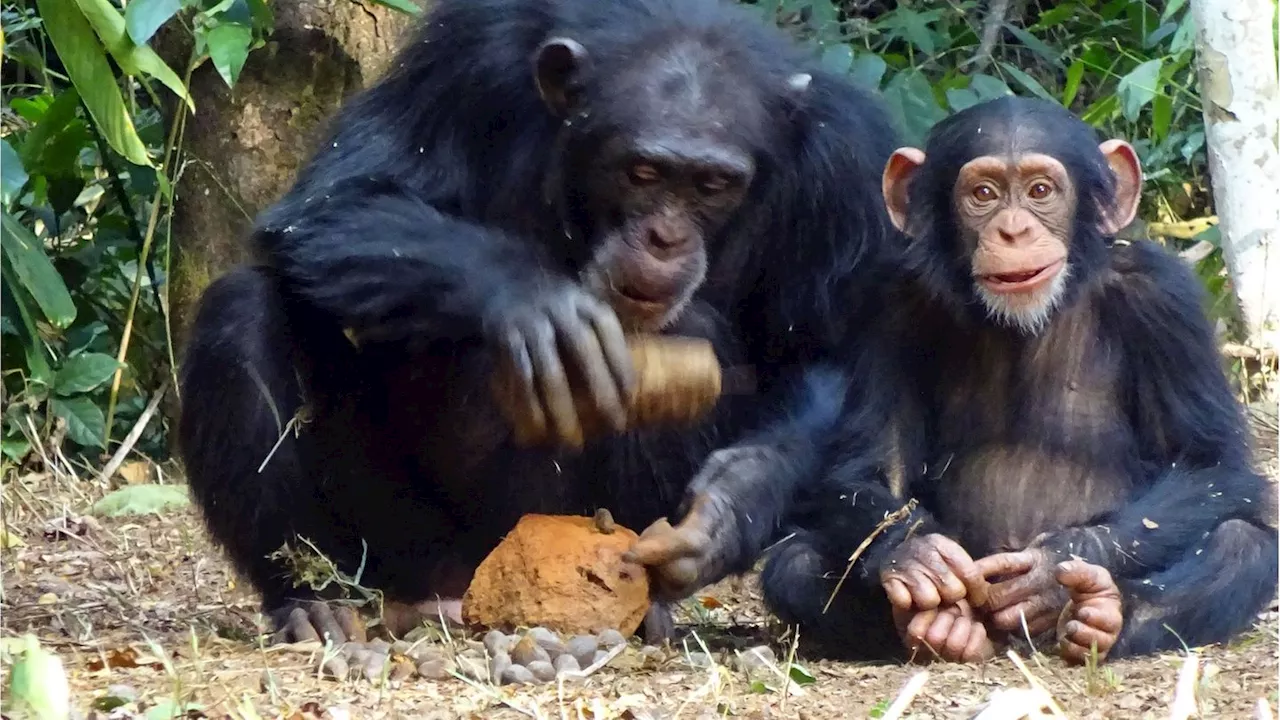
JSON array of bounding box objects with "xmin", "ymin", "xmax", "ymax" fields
[{"xmin": 99, "ymin": 378, "xmax": 170, "ymax": 484}]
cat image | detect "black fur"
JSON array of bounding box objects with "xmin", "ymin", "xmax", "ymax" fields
[
  {"xmin": 179, "ymin": 0, "xmax": 900, "ymax": 629},
  {"xmin": 764, "ymin": 97, "xmax": 1278, "ymax": 661}
]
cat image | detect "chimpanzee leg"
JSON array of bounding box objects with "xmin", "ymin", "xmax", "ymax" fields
[
  {"xmin": 1110, "ymin": 518, "xmax": 1278, "ymax": 658},
  {"xmin": 760, "ymin": 530, "xmax": 903, "ymax": 660}
]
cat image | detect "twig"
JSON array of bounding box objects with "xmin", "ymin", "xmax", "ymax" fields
[
  {"xmin": 823, "ymin": 499, "xmax": 917, "ymax": 614},
  {"xmin": 881, "ymin": 670, "xmax": 929, "ymax": 720},
  {"xmin": 1168, "ymin": 652, "xmax": 1200, "ymax": 720},
  {"xmin": 1006, "ymin": 650, "xmax": 1069, "ymax": 718},
  {"xmin": 1222, "ymin": 343, "xmax": 1279, "ymax": 363},
  {"xmin": 961, "ymin": 0, "xmax": 1011, "ymax": 71},
  {"xmin": 99, "ymin": 378, "xmax": 170, "ymax": 484}
]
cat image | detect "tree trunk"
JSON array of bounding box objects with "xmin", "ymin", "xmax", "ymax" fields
[
  {"xmin": 165, "ymin": 0, "xmax": 418, "ymax": 352},
  {"xmin": 1190, "ymin": 0, "xmax": 1280, "ymax": 350}
]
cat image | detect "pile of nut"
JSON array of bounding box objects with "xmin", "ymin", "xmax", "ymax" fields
[{"xmin": 480, "ymin": 627, "xmax": 628, "ymax": 685}]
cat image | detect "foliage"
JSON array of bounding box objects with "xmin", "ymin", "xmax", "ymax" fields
[{"xmin": 0, "ymin": 0, "xmax": 1230, "ymax": 475}]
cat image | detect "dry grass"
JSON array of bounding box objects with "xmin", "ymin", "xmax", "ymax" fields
[{"xmin": 0, "ymin": 401, "xmax": 1277, "ymax": 718}]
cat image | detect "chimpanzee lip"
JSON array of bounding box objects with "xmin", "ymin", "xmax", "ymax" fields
[
  {"xmin": 614, "ymin": 286, "xmax": 669, "ymax": 311},
  {"xmin": 978, "ymin": 259, "xmax": 1064, "ymax": 294}
]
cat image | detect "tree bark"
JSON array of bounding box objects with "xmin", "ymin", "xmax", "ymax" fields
[
  {"xmin": 165, "ymin": 0, "xmax": 418, "ymax": 352},
  {"xmin": 1190, "ymin": 0, "xmax": 1280, "ymax": 350}
]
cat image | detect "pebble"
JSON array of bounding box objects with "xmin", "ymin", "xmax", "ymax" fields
[
  {"xmin": 529, "ymin": 628, "xmax": 568, "ymax": 657},
  {"xmin": 527, "ymin": 660, "xmax": 557, "ymax": 682},
  {"xmin": 566, "ymin": 635, "xmax": 599, "ymax": 667},
  {"xmin": 416, "ymin": 657, "xmax": 454, "ymax": 680},
  {"xmin": 553, "ymin": 654, "xmax": 580, "ymax": 677},
  {"xmin": 319, "ymin": 655, "xmax": 350, "ymax": 680},
  {"xmin": 510, "ymin": 635, "xmax": 551, "ymax": 666},
  {"xmin": 360, "ymin": 652, "xmax": 388, "ymax": 680},
  {"xmin": 456, "ymin": 655, "xmax": 488, "ymax": 681},
  {"xmin": 501, "ymin": 664, "xmax": 535, "ymax": 685},
  {"xmin": 483, "ymin": 629, "xmax": 512, "ymax": 657},
  {"xmin": 597, "ymin": 629, "xmax": 626, "ymax": 649},
  {"xmin": 489, "ymin": 652, "xmax": 512, "ymax": 683},
  {"xmin": 390, "ymin": 640, "xmax": 414, "ymax": 657},
  {"xmin": 389, "ymin": 659, "xmax": 417, "ymax": 682},
  {"xmin": 365, "ymin": 638, "xmax": 391, "ymax": 654},
  {"xmin": 591, "ymin": 649, "xmax": 611, "ymax": 667}
]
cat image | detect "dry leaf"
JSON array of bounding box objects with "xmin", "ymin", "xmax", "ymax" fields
[
  {"xmin": 86, "ymin": 646, "xmax": 164, "ymax": 672},
  {"xmin": 36, "ymin": 593, "xmax": 58, "ymax": 605},
  {"xmin": 699, "ymin": 595, "xmax": 723, "ymax": 609},
  {"xmin": 116, "ymin": 460, "xmax": 153, "ymax": 486}
]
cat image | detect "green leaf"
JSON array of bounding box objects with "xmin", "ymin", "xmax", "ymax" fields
[
  {"xmin": 999, "ymin": 62, "xmax": 1054, "ymax": 101},
  {"xmin": 50, "ymin": 396, "xmax": 106, "ymax": 448},
  {"xmin": 1145, "ymin": 21, "xmax": 1178, "ymax": 48},
  {"xmin": 125, "ymin": 0, "xmax": 181, "ymax": 44},
  {"xmin": 1, "ymin": 140, "xmax": 28, "ymax": 206},
  {"xmin": 1003, "ymin": 23, "xmax": 1062, "ymax": 68},
  {"xmin": 1062, "ymin": 60, "xmax": 1085, "ymax": 107},
  {"xmin": 969, "ymin": 73, "xmax": 1012, "ymax": 101},
  {"xmin": 820, "ymin": 43, "xmax": 853, "ymax": 75},
  {"xmin": 5, "ymin": 635, "xmax": 71, "ymax": 720},
  {"xmin": 204, "ymin": 22, "xmax": 253, "ymax": 88},
  {"xmin": 53, "ymin": 353, "xmax": 122, "ymax": 395},
  {"xmin": 1117, "ymin": 59, "xmax": 1163, "ymax": 121},
  {"xmin": 884, "ymin": 69, "xmax": 946, "ymax": 146},
  {"xmin": 945, "ymin": 87, "xmax": 980, "ymax": 111},
  {"xmin": 365, "ymin": 0, "xmax": 422, "ymax": 16},
  {"xmin": 2, "ymin": 436, "xmax": 32, "ymax": 464},
  {"xmin": 787, "ymin": 663, "xmax": 817, "ymax": 686},
  {"xmin": 90, "ymin": 484, "xmax": 192, "ymax": 517},
  {"xmin": 1180, "ymin": 130, "xmax": 1205, "ymax": 162},
  {"xmin": 1161, "ymin": 0, "xmax": 1188, "ymax": 23},
  {"xmin": 0, "ymin": 212, "xmax": 76, "ymax": 328},
  {"xmin": 1031, "ymin": 4, "xmax": 1076, "ymax": 29},
  {"xmin": 75, "ymin": 0, "xmax": 195, "ymax": 113},
  {"xmin": 1169, "ymin": 12, "xmax": 1196, "ymax": 55},
  {"xmin": 1081, "ymin": 94, "xmax": 1120, "ymax": 126},
  {"xmin": 33, "ymin": 0, "xmax": 152, "ymax": 166},
  {"xmin": 1151, "ymin": 94, "xmax": 1173, "ymax": 142},
  {"xmin": 850, "ymin": 52, "xmax": 887, "ymax": 90},
  {"xmin": 17, "ymin": 89, "xmax": 81, "ymax": 172},
  {"xmin": 0, "ymin": 264, "xmax": 53, "ymax": 385}
]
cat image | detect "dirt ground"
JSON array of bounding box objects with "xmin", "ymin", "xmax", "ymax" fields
[{"xmin": 2, "ymin": 411, "xmax": 1278, "ymax": 719}]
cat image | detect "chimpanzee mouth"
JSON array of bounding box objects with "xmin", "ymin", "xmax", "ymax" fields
[
  {"xmin": 614, "ymin": 286, "xmax": 670, "ymax": 309},
  {"xmin": 979, "ymin": 259, "xmax": 1064, "ymax": 293}
]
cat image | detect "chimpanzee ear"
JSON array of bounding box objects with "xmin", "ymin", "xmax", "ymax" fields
[
  {"xmin": 1098, "ymin": 139, "xmax": 1142, "ymax": 235},
  {"xmin": 535, "ymin": 37, "xmax": 590, "ymax": 118},
  {"xmin": 882, "ymin": 147, "xmax": 927, "ymax": 234}
]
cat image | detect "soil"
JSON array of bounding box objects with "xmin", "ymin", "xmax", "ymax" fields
[{"xmin": 2, "ymin": 416, "xmax": 1277, "ymax": 719}]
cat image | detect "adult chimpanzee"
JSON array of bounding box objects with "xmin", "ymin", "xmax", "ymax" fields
[
  {"xmin": 763, "ymin": 96, "xmax": 1278, "ymax": 665},
  {"xmin": 179, "ymin": 0, "xmax": 901, "ymax": 645}
]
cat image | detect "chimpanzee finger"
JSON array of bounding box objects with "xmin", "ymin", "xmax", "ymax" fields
[
  {"xmin": 333, "ymin": 605, "xmax": 367, "ymax": 644},
  {"xmin": 1059, "ymin": 620, "xmax": 1116, "ymax": 664},
  {"xmin": 963, "ymin": 619, "xmax": 994, "ymax": 663},
  {"xmin": 501, "ymin": 330, "xmax": 546, "ymax": 443},
  {"xmin": 308, "ymin": 602, "xmax": 350, "ymax": 646},
  {"xmin": 624, "ymin": 520, "xmax": 697, "ymax": 565},
  {"xmin": 554, "ymin": 306, "xmax": 628, "ymax": 432},
  {"xmin": 904, "ymin": 608, "xmax": 940, "ymax": 650},
  {"xmin": 273, "ymin": 606, "xmax": 320, "ymax": 644},
  {"xmin": 1055, "ymin": 560, "xmax": 1118, "ymax": 600},
  {"xmin": 921, "ymin": 609, "xmax": 957, "ymax": 652},
  {"xmin": 990, "ymin": 595, "xmax": 1059, "ymax": 635},
  {"xmin": 901, "ymin": 568, "xmax": 943, "ymax": 610},
  {"xmin": 527, "ymin": 320, "xmax": 584, "ymax": 447},
  {"xmin": 942, "ymin": 614, "xmax": 974, "ymax": 661},
  {"xmin": 1076, "ymin": 604, "xmax": 1124, "ymax": 634},
  {"xmin": 974, "ymin": 551, "xmax": 1038, "ymax": 582},
  {"xmin": 882, "ymin": 578, "xmax": 914, "ymax": 611},
  {"xmin": 578, "ymin": 297, "xmax": 637, "ymax": 402},
  {"xmin": 934, "ymin": 541, "xmax": 989, "ymax": 607}
]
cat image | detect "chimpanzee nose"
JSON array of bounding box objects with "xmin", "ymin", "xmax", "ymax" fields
[
  {"xmin": 646, "ymin": 226, "xmax": 688, "ymax": 252},
  {"xmin": 997, "ymin": 210, "xmax": 1034, "ymax": 244}
]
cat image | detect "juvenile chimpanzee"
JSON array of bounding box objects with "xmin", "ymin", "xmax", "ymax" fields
[
  {"xmin": 763, "ymin": 96, "xmax": 1278, "ymax": 665},
  {"xmin": 179, "ymin": 0, "xmax": 902, "ymax": 644}
]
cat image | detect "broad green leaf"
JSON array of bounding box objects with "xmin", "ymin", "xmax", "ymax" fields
[
  {"xmin": 1145, "ymin": 21, "xmax": 1178, "ymax": 48},
  {"xmin": 1003, "ymin": 23, "xmax": 1062, "ymax": 68},
  {"xmin": 245, "ymin": 0, "xmax": 274, "ymax": 31},
  {"xmin": 34, "ymin": 0, "xmax": 152, "ymax": 166},
  {"xmin": 1, "ymin": 436, "xmax": 32, "ymax": 464},
  {"xmin": 75, "ymin": 0, "xmax": 194, "ymax": 113},
  {"xmin": 788, "ymin": 663, "xmax": 817, "ymax": 686},
  {"xmin": 0, "ymin": 265, "xmax": 53, "ymax": 384},
  {"xmin": 1180, "ymin": 130, "xmax": 1205, "ymax": 162},
  {"xmin": 0, "ymin": 212, "xmax": 76, "ymax": 328},
  {"xmin": 1161, "ymin": 0, "xmax": 1188, "ymax": 22},
  {"xmin": 884, "ymin": 69, "xmax": 946, "ymax": 146},
  {"xmin": 1117, "ymin": 59, "xmax": 1163, "ymax": 121},
  {"xmin": 4, "ymin": 636, "xmax": 71, "ymax": 720},
  {"xmin": 53, "ymin": 352, "xmax": 122, "ymax": 395},
  {"xmin": 897, "ymin": 9, "xmax": 938, "ymax": 55},
  {"xmin": 50, "ymin": 395, "xmax": 106, "ymax": 448},
  {"xmin": 945, "ymin": 87, "xmax": 980, "ymax": 111},
  {"xmin": 17, "ymin": 89, "xmax": 80, "ymax": 171},
  {"xmin": 366, "ymin": 0, "xmax": 423, "ymax": 15},
  {"xmin": 850, "ymin": 52, "xmax": 887, "ymax": 90},
  {"xmin": 1170, "ymin": 13, "xmax": 1196, "ymax": 55},
  {"xmin": 969, "ymin": 73, "xmax": 1012, "ymax": 101},
  {"xmin": 1, "ymin": 140, "xmax": 28, "ymax": 206},
  {"xmin": 820, "ymin": 43, "xmax": 853, "ymax": 75},
  {"xmin": 1062, "ymin": 60, "xmax": 1085, "ymax": 107},
  {"xmin": 999, "ymin": 62, "xmax": 1054, "ymax": 101},
  {"xmin": 204, "ymin": 23, "xmax": 253, "ymax": 88},
  {"xmin": 125, "ymin": 0, "xmax": 180, "ymax": 45},
  {"xmin": 1151, "ymin": 94, "xmax": 1173, "ymax": 142},
  {"xmin": 1031, "ymin": 4, "xmax": 1076, "ymax": 29},
  {"xmin": 90, "ymin": 484, "xmax": 192, "ymax": 517}
]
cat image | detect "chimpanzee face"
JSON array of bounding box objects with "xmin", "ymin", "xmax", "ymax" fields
[{"xmin": 533, "ymin": 35, "xmax": 794, "ymax": 331}]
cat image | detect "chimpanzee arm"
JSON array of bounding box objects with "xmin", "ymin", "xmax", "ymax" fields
[
  {"xmin": 1030, "ymin": 240, "xmax": 1271, "ymax": 576},
  {"xmin": 254, "ymin": 175, "xmax": 560, "ymax": 345}
]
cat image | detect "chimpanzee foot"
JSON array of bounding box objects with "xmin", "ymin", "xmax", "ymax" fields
[
  {"xmin": 270, "ymin": 600, "xmax": 368, "ymax": 646},
  {"xmin": 1054, "ymin": 560, "xmax": 1123, "ymax": 664},
  {"xmin": 381, "ymin": 598, "xmax": 465, "ymax": 636}
]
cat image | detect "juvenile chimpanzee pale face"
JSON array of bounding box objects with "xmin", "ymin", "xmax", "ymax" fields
[
  {"xmin": 882, "ymin": 100, "xmax": 1142, "ymax": 335},
  {"xmin": 533, "ymin": 34, "xmax": 806, "ymax": 331}
]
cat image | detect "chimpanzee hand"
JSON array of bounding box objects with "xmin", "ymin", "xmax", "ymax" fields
[
  {"xmin": 893, "ymin": 598, "xmax": 997, "ymax": 664},
  {"xmin": 974, "ymin": 549, "xmax": 1070, "ymax": 637},
  {"xmin": 270, "ymin": 600, "xmax": 367, "ymax": 646},
  {"xmin": 1055, "ymin": 560, "xmax": 1123, "ymax": 664},
  {"xmin": 880, "ymin": 534, "xmax": 990, "ymax": 613},
  {"xmin": 623, "ymin": 446, "xmax": 771, "ymax": 601},
  {"xmin": 487, "ymin": 282, "xmax": 636, "ymax": 448}
]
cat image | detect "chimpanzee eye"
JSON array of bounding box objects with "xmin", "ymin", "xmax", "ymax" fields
[
  {"xmin": 628, "ymin": 163, "xmax": 661, "ymax": 186},
  {"xmin": 1028, "ymin": 181, "xmax": 1053, "ymax": 200},
  {"xmin": 972, "ymin": 184, "xmax": 997, "ymax": 202},
  {"xmin": 696, "ymin": 173, "xmax": 731, "ymax": 195}
]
